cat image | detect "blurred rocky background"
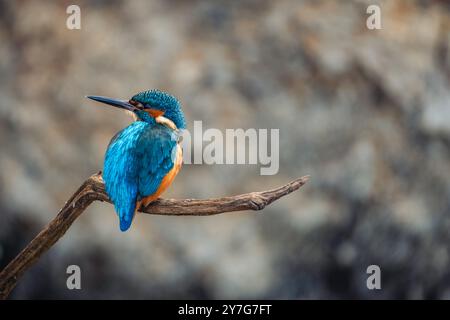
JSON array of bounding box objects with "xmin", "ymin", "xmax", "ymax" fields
[{"xmin": 0, "ymin": 0, "xmax": 449, "ymax": 299}]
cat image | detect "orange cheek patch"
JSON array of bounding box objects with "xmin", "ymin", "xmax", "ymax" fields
[{"xmin": 146, "ymin": 109, "xmax": 165, "ymax": 118}]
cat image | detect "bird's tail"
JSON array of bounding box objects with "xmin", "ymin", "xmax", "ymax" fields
[{"xmin": 115, "ymin": 200, "xmax": 137, "ymax": 232}]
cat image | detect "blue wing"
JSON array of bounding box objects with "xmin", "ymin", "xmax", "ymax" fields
[
  {"xmin": 136, "ymin": 125, "xmax": 178, "ymax": 198},
  {"xmin": 103, "ymin": 121, "xmax": 178, "ymax": 232}
]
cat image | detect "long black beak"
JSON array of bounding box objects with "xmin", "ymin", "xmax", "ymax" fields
[{"xmin": 86, "ymin": 95, "xmax": 138, "ymax": 112}]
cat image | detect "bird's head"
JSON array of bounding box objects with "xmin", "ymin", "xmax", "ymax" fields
[{"xmin": 87, "ymin": 89, "xmax": 186, "ymax": 129}]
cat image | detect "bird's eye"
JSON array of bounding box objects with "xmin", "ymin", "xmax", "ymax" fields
[{"xmin": 129, "ymin": 100, "xmax": 144, "ymax": 110}]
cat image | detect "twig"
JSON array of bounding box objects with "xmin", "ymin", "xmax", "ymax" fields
[{"xmin": 0, "ymin": 173, "xmax": 309, "ymax": 299}]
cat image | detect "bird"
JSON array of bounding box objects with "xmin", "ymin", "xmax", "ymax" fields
[{"xmin": 87, "ymin": 89, "xmax": 186, "ymax": 232}]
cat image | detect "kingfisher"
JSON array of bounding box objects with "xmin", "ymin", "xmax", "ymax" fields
[{"xmin": 87, "ymin": 89, "xmax": 185, "ymax": 232}]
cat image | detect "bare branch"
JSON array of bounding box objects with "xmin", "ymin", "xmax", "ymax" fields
[{"xmin": 0, "ymin": 173, "xmax": 309, "ymax": 299}]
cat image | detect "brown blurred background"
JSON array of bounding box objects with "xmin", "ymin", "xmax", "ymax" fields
[{"xmin": 0, "ymin": 0, "xmax": 449, "ymax": 299}]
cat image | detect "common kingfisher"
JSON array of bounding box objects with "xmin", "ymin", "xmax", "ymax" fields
[{"xmin": 87, "ymin": 90, "xmax": 186, "ymax": 232}]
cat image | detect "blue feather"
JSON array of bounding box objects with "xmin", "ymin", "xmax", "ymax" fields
[{"xmin": 103, "ymin": 120, "xmax": 178, "ymax": 232}]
